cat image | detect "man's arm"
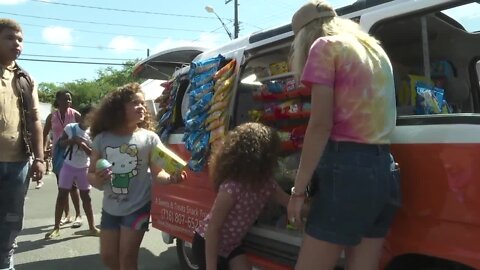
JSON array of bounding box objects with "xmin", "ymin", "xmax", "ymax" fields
[{"xmin": 30, "ymin": 82, "xmax": 45, "ymax": 180}]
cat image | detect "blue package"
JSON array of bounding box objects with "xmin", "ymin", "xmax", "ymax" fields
[
  {"xmin": 190, "ymin": 55, "xmax": 224, "ymax": 76},
  {"xmin": 185, "ymin": 92, "xmax": 213, "ymax": 119},
  {"xmin": 189, "ymin": 82, "xmax": 214, "ymax": 103},
  {"xmin": 185, "ymin": 113, "xmax": 208, "ymax": 131}
]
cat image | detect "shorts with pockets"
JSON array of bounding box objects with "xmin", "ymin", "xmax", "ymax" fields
[
  {"xmin": 305, "ymin": 140, "xmax": 401, "ymax": 246},
  {"xmin": 100, "ymin": 202, "xmax": 151, "ymax": 231}
]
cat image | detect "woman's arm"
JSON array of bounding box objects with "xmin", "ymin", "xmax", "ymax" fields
[
  {"xmin": 205, "ymin": 191, "xmax": 235, "ymax": 270},
  {"xmin": 74, "ymin": 111, "xmax": 81, "ymax": 123},
  {"xmin": 43, "ymin": 113, "xmax": 52, "ymax": 151},
  {"xmin": 294, "ymin": 84, "xmax": 333, "ymax": 193},
  {"xmin": 87, "ymin": 150, "xmax": 109, "ymax": 190},
  {"xmin": 288, "ymin": 84, "xmax": 333, "ymax": 227}
]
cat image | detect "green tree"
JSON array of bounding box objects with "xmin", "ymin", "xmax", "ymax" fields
[{"xmin": 37, "ymin": 60, "xmax": 145, "ymax": 109}]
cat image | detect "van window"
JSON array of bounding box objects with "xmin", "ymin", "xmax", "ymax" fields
[{"xmin": 372, "ymin": 2, "xmax": 480, "ymax": 115}]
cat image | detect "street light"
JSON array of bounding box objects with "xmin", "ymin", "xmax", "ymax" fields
[{"xmin": 205, "ymin": 5, "xmax": 233, "ymax": 40}]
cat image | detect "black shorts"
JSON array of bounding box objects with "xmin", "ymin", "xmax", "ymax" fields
[{"xmin": 192, "ymin": 232, "xmax": 245, "ymax": 270}]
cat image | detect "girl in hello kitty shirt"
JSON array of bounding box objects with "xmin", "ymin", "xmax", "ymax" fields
[
  {"xmin": 87, "ymin": 83, "xmax": 184, "ymax": 270},
  {"xmin": 192, "ymin": 122, "xmax": 290, "ymax": 270}
]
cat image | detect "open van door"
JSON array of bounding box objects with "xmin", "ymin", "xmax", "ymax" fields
[{"xmin": 133, "ymin": 46, "xmax": 207, "ymax": 80}]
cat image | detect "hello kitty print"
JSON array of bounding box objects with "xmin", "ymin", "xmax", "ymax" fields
[{"xmin": 105, "ymin": 144, "xmax": 139, "ymax": 195}]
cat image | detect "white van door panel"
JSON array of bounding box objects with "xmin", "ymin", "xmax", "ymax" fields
[
  {"xmin": 359, "ymin": 0, "xmax": 462, "ymax": 31},
  {"xmin": 133, "ymin": 46, "xmax": 207, "ymax": 80}
]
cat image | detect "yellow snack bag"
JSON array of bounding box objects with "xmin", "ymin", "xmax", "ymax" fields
[{"xmin": 151, "ymin": 143, "xmax": 187, "ymax": 174}]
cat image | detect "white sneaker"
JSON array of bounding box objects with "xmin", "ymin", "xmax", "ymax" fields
[{"xmin": 35, "ymin": 181, "xmax": 44, "ymax": 189}]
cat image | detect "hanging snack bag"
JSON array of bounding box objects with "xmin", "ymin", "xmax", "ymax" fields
[{"xmin": 190, "ymin": 55, "xmax": 224, "ymax": 75}]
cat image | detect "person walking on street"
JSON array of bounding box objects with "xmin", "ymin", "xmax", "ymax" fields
[
  {"xmin": 0, "ymin": 18, "xmax": 46, "ymax": 270},
  {"xmin": 43, "ymin": 90, "xmax": 83, "ymax": 228},
  {"xmin": 88, "ymin": 83, "xmax": 183, "ymax": 270},
  {"xmin": 45, "ymin": 105, "xmax": 100, "ymax": 239}
]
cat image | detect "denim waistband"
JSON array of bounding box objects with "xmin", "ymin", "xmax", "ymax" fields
[{"xmin": 325, "ymin": 140, "xmax": 390, "ymax": 154}]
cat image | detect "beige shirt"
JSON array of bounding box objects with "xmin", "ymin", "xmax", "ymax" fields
[{"xmin": 0, "ymin": 62, "xmax": 39, "ymax": 162}]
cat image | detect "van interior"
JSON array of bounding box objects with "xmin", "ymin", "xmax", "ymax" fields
[{"xmin": 231, "ymin": 2, "xmax": 480, "ymax": 266}]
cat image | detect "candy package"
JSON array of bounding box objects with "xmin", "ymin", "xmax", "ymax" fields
[
  {"xmin": 189, "ymin": 82, "xmax": 214, "ymax": 103},
  {"xmin": 185, "ymin": 92, "xmax": 213, "ymax": 119},
  {"xmin": 191, "ymin": 69, "xmax": 216, "ymax": 88},
  {"xmin": 415, "ymin": 83, "xmax": 443, "ymax": 114},
  {"xmin": 214, "ymin": 59, "xmax": 236, "ymax": 81},
  {"xmin": 190, "ymin": 55, "xmax": 224, "ymax": 75}
]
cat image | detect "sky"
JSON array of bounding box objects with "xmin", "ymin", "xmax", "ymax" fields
[{"xmin": 0, "ymin": 0, "xmax": 355, "ymax": 84}]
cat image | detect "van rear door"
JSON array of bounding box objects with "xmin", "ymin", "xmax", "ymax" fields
[{"xmin": 133, "ymin": 46, "xmax": 207, "ymax": 80}]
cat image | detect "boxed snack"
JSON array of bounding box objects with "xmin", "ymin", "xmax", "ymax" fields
[{"xmin": 151, "ymin": 143, "xmax": 187, "ymax": 174}]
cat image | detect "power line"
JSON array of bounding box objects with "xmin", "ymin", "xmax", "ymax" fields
[
  {"xmin": 0, "ymin": 11, "xmax": 204, "ymax": 32},
  {"xmin": 22, "ymin": 23, "xmax": 171, "ymax": 40},
  {"xmin": 18, "ymin": 58, "xmax": 127, "ymax": 66},
  {"xmin": 22, "ymin": 53, "xmax": 135, "ymax": 61},
  {"xmin": 30, "ymin": 0, "xmax": 218, "ymax": 20},
  {"xmin": 24, "ymin": 41, "xmax": 146, "ymax": 52}
]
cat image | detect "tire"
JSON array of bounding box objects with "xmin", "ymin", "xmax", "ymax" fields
[{"xmin": 176, "ymin": 239, "xmax": 199, "ymax": 270}]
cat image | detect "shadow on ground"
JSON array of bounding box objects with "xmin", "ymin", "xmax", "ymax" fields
[{"xmin": 15, "ymin": 246, "xmax": 179, "ymax": 270}]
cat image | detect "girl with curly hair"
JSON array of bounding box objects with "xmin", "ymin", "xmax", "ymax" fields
[
  {"xmin": 192, "ymin": 122, "xmax": 290, "ymax": 270},
  {"xmin": 87, "ymin": 82, "xmax": 183, "ymax": 270}
]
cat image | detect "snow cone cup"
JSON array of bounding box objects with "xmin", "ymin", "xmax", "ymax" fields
[{"xmin": 96, "ymin": 158, "xmax": 112, "ymax": 173}]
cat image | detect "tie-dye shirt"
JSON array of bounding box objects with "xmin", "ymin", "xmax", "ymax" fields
[{"xmin": 301, "ymin": 34, "xmax": 396, "ymax": 144}]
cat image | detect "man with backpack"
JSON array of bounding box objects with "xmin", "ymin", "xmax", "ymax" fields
[{"xmin": 0, "ymin": 18, "xmax": 45, "ymax": 269}]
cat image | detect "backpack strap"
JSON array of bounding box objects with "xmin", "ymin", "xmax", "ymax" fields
[{"xmin": 14, "ymin": 65, "xmax": 35, "ymax": 156}]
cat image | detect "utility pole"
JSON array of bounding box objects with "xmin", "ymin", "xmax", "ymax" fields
[{"xmin": 225, "ymin": 0, "xmax": 239, "ymax": 38}]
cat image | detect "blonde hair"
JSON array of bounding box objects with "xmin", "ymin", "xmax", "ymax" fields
[{"xmin": 289, "ymin": 0, "xmax": 381, "ymax": 80}]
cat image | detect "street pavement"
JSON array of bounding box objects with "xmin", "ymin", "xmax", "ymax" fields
[{"xmin": 13, "ymin": 173, "xmax": 182, "ymax": 270}]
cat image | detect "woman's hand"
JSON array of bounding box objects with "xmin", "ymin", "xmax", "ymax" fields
[{"xmin": 287, "ymin": 196, "xmax": 305, "ymax": 228}]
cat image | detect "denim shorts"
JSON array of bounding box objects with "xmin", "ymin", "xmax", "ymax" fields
[
  {"xmin": 305, "ymin": 141, "xmax": 401, "ymax": 246},
  {"xmin": 100, "ymin": 202, "xmax": 151, "ymax": 231}
]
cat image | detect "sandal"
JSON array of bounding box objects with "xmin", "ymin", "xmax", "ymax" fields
[
  {"xmin": 60, "ymin": 216, "xmax": 73, "ymax": 226},
  {"xmin": 45, "ymin": 229, "xmax": 60, "ymax": 239},
  {"xmin": 71, "ymin": 216, "xmax": 83, "ymax": 228},
  {"xmin": 87, "ymin": 228, "xmax": 101, "ymax": 237}
]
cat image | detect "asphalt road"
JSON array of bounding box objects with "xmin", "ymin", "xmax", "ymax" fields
[{"xmin": 13, "ymin": 173, "xmax": 182, "ymax": 270}]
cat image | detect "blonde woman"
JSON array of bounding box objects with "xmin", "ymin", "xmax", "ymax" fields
[{"xmin": 287, "ymin": 1, "xmax": 400, "ymax": 270}]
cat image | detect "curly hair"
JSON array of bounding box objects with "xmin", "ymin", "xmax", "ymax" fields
[
  {"xmin": 209, "ymin": 122, "xmax": 281, "ymax": 191},
  {"xmin": 89, "ymin": 82, "xmax": 154, "ymax": 138}
]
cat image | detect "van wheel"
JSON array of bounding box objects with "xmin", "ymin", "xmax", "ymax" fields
[{"xmin": 176, "ymin": 239, "xmax": 199, "ymax": 270}]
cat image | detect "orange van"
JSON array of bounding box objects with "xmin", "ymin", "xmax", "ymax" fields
[{"xmin": 133, "ymin": 0, "xmax": 480, "ymax": 269}]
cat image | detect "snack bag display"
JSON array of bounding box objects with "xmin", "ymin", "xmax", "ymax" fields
[
  {"xmin": 207, "ymin": 59, "xmax": 237, "ymax": 151},
  {"xmin": 182, "ymin": 56, "xmax": 225, "ymax": 171},
  {"xmin": 151, "ymin": 144, "xmax": 187, "ymax": 174},
  {"xmin": 415, "ymin": 83, "xmax": 451, "ymax": 115}
]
